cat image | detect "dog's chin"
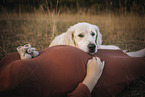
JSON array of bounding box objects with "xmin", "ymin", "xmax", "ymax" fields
[
  {"xmin": 88, "ymin": 49, "xmax": 97, "ymax": 56},
  {"xmin": 88, "ymin": 51, "xmax": 97, "ymax": 55},
  {"xmin": 88, "ymin": 52, "xmax": 95, "ymax": 55},
  {"xmin": 77, "ymin": 47, "xmax": 97, "ymax": 55}
]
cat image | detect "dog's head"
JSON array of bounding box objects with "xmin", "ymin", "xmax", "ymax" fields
[{"xmin": 66, "ymin": 22, "xmax": 102, "ymax": 55}]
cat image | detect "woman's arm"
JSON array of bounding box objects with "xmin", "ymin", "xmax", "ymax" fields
[
  {"xmin": 83, "ymin": 57, "xmax": 105, "ymax": 92},
  {"xmin": 68, "ymin": 57, "xmax": 105, "ymax": 97}
]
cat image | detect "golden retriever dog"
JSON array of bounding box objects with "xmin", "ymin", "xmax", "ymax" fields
[{"xmin": 49, "ymin": 22, "xmax": 145, "ymax": 57}]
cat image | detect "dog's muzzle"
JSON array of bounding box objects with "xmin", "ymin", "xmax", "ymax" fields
[{"xmin": 88, "ymin": 43, "xmax": 96, "ymax": 54}]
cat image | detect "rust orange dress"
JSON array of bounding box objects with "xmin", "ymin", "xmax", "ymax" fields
[{"xmin": 0, "ymin": 45, "xmax": 145, "ymax": 97}]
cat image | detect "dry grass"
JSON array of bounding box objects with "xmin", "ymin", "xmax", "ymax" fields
[
  {"xmin": 0, "ymin": 10, "xmax": 145, "ymax": 96},
  {"xmin": 0, "ymin": 11, "xmax": 144, "ymax": 56}
]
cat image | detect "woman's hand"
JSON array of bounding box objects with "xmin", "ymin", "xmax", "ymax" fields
[{"xmin": 82, "ymin": 57, "xmax": 105, "ymax": 92}]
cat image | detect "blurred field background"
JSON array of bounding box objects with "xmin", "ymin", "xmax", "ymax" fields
[{"xmin": 0, "ymin": 0, "xmax": 145, "ymax": 96}]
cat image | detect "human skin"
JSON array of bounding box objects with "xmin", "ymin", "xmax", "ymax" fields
[{"xmin": 82, "ymin": 57, "xmax": 105, "ymax": 92}]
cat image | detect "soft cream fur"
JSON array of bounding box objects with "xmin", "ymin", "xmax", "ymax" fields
[
  {"xmin": 49, "ymin": 22, "xmax": 119, "ymax": 53},
  {"xmin": 49, "ymin": 22, "xmax": 145, "ymax": 57}
]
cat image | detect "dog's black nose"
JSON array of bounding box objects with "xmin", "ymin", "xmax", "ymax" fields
[{"xmin": 88, "ymin": 43, "xmax": 96, "ymax": 53}]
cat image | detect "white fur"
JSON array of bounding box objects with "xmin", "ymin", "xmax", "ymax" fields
[
  {"xmin": 125, "ymin": 48, "xmax": 145, "ymax": 57},
  {"xmin": 49, "ymin": 22, "xmax": 102, "ymax": 53},
  {"xmin": 49, "ymin": 22, "xmax": 145, "ymax": 57}
]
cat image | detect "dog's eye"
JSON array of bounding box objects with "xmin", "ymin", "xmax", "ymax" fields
[
  {"xmin": 78, "ymin": 34, "xmax": 84, "ymax": 38},
  {"xmin": 91, "ymin": 32, "xmax": 95, "ymax": 36}
]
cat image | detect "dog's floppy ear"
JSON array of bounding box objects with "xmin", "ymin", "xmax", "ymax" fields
[
  {"xmin": 93, "ymin": 25, "xmax": 102, "ymax": 48},
  {"xmin": 65, "ymin": 26, "xmax": 76, "ymax": 46}
]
